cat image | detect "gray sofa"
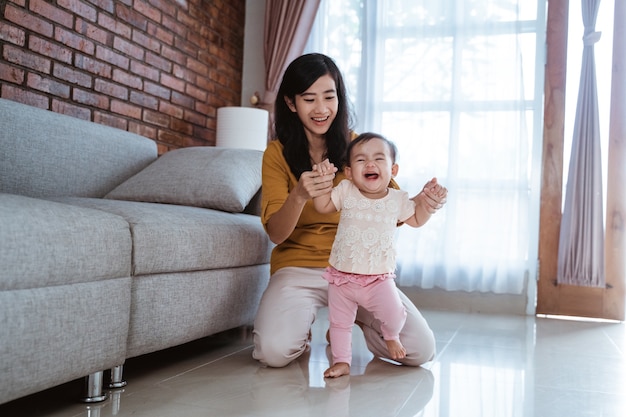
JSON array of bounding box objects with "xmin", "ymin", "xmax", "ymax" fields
[{"xmin": 0, "ymin": 98, "xmax": 272, "ymax": 405}]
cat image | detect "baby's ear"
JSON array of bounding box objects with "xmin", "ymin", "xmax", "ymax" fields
[{"xmin": 391, "ymin": 163, "xmax": 399, "ymax": 177}]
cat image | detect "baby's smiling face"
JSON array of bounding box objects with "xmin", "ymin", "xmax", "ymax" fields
[{"xmin": 346, "ymin": 138, "xmax": 398, "ymax": 199}]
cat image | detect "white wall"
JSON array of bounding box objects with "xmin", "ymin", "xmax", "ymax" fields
[{"xmin": 241, "ymin": 0, "xmax": 266, "ymax": 106}]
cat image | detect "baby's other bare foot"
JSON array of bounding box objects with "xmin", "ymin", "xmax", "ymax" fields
[
  {"xmin": 386, "ymin": 339, "xmax": 407, "ymax": 360},
  {"xmin": 324, "ymin": 362, "xmax": 350, "ymax": 378}
]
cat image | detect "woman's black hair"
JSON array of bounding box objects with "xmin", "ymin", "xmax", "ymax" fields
[{"xmin": 274, "ymin": 53, "xmax": 354, "ymax": 179}]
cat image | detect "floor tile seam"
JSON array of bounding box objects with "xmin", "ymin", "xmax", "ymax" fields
[
  {"xmin": 392, "ymin": 371, "xmax": 433, "ymax": 416},
  {"xmin": 145, "ymin": 397, "xmax": 222, "ymax": 414},
  {"xmin": 533, "ymin": 383, "xmax": 626, "ymax": 395},
  {"xmin": 603, "ymin": 329, "xmax": 625, "ymax": 356},
  {"xmin": 533, "ymin": 347, "xmax": 625, "ymax": 360},
  {"xmin": 157, "ymin": 344, "xmax": 254, "ymax": 384},
  {"xmin": 431, "ymin": 330, "xmax": 457, "ymax": 361},
  {"xmin": 444, "ymin": 340, "xmax": 527, "ymax": 351}
]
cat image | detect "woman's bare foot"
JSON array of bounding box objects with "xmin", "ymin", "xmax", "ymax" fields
[
  {"xmin": 324, "ymin": 362, "xmax": 350, "ymax": 378},
  {"xmin": 385, "ymin": 339, "xmax": 407, "ymax": 360}
]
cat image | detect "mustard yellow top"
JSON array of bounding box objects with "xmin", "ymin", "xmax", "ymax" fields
[
  {"xmin": 261, "ymin": 140, "xmax": 345, "ymax": 274},
  {"xmin": 261, "ymin": 139, "xmax": 400, "ymax": 275}
]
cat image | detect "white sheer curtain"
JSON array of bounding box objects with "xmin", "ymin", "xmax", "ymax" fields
[{"xmin": 306, "ymin": 0, "xmax": 547, "ymax": 294}]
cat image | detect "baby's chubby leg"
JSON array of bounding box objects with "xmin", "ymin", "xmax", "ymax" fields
[
  {"xmin": 360, "ymin": 279, "xmax": 408, "ymax": 360},
  {"xmin": 357, "ymin": 289, "xmax": 435, "ymax": 366},
  {"xmin": 325, "ymin": 283, "xmax": 358, "ymax": 378}
]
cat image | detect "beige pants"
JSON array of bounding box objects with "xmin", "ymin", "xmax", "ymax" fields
[{"xmin": 252, "ymin": 267, "xmax": 435, "ymax": 368}]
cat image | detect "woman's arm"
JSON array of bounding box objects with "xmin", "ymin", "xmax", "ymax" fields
[
  {"xmin": 265, "ymin": 187, "xmax": 308, "ymax": 244},
  {"xmin": 263, "ymin": 154, "xmax": 337, "ymax": 244}
]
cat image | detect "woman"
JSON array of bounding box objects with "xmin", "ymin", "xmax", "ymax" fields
[{"xmin": 252, "ymin": 53, "xmax": 444, "ymax": 370}]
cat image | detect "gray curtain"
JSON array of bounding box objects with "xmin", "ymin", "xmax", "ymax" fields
[
  {"xmin": 557, "ymin": 0, "xmax": 605, "ymax": 287},
  {"xmin": 262, "ymin": 0, "xmax": 321, "ymax": 106}
]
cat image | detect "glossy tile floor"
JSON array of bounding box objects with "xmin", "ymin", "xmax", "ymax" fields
[{"xmin": 1, "ymin": 308, "xmax": 624, "ymax": 417}]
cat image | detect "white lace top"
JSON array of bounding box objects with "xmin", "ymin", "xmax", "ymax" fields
[{"xmin": 328, "ymin": 180, "xmax": 416, "ymax": 275}]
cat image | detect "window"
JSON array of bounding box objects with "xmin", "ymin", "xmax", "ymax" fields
[{"xmin": 306, "ymin": 0, "xmax": 548, "ymax": 294}]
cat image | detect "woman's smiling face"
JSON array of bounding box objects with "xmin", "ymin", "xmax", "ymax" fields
[{"xmin": 285, "ymin": 74, "xmax": 338, "ymax": 141}]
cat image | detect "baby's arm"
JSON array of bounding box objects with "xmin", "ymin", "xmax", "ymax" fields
[
  {"xmin": 312, "ymin": 159, "xmax": 339, "ymax": 214},
  {"xmin": 404, "ymin": 178, "xmax": 447, "ymax": 227},
  {"xmin": 313, "ymin": 190, "xmax": 336, "ymax": 214}
]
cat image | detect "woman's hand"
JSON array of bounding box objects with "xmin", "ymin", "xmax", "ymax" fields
[
  {"xmin": 294, "ymin": 159, "xmax": 338, "ymax": 201},
  {"xmin": 407, "ymin": 177, "xmax": 447, "ymax": 227},
  {"xmin": 416, "ymin": 177, "xmax": 447, "ymax": 214},
  {"xmin": 265, "ymin": 159, "xmax": 338, "ymax": 244}
]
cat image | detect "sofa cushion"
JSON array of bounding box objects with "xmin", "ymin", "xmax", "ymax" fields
[
  {"xmin": 105, "ymin": 147, "xmax": 263, "ymax": 213},
  {"xmin": 0, "ymin": 193, "xmax": 132, "ymax": 290},
  {"xmin": 0, "ymin": 98, "xmax": 157, "ymax": 198},
  {"xmin": 51, "ymin": 198, "xmax": 273, "ymax": 276}
]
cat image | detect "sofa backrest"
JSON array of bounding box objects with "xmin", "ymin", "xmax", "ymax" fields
[{"xmin": 0, "ymin": 98, "xmax": 158, "ymax": 198}]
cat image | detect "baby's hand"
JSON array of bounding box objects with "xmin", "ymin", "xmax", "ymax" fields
[
  {"xmin": 312, "ymin": 159, "xmax": 337, "ymax": 176},
  {"xmin": 429, "ymin": 183, "xmax": 448, "ymax": 199},
  {"xmin": 422, "ymin": 178, "xmax": 446, "ymax": 196},
  {"xmin": 421, "ymin": 178, "xmax": 448, "ymax": 211}
]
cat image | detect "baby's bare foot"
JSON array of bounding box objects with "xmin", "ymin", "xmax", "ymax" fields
[
  {"xmin": 324, "ymin": 362, "xmax": 350, "ymax": 378},
  {"xmin": 386, "ymin": 339, "xmax": 407, "ymax": 360}
]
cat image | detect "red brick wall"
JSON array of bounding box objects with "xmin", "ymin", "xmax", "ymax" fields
[{"xmin": 0, "ymin": 0, "xmax": 245, "ymax": 154}]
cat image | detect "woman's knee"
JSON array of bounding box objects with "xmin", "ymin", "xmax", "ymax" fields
[
  {"xmin": 402, "ymin": 331, "xmax": 436, "ymax": 366},
  {"xmin": 253, "ymin": 336, "xmax": 303, "ymax": 368}
]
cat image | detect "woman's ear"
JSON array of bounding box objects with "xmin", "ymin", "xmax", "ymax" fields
[{"xmin": 284, "ymin": 96, "xmax": 296, "ymax": 112}]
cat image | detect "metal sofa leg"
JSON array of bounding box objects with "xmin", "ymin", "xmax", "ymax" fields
[
  {"xmin": 81, "ymin": 371, "xmax": 108, "ymax": 403},
  {"xmin": 108, "ymin": 364, "xmax": 127, "ymax": 389}
]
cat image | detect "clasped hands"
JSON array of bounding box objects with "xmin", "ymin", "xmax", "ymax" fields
[
  {"xmin": 418, "ymin": 178, "xmax": 447, "ymax": 214},
  {"xmin": 298, "ymin": 159, "xmax": 338, "ymax": 200}
]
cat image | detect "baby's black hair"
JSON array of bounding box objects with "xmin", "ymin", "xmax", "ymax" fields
[{"xmin": 346, "ymin": 132, "xmax": 398, "ymax": 166}]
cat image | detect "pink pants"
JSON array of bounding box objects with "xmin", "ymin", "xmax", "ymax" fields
[
  {"xmin": 328, "ymin": 276, "xmax": 407, "ymax": 365},
  {"xmin": 252, "ymin": 267, "xmax": 435, "ymax": 368}
]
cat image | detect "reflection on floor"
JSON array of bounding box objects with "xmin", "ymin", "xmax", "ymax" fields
[{"xmin": 1, "ymin": 308, "xmax": 624, "ymax": 417}]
